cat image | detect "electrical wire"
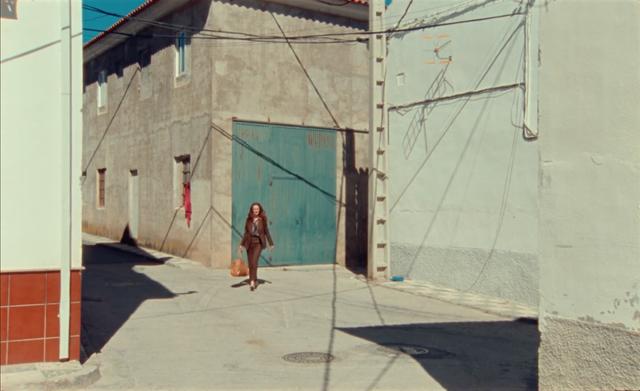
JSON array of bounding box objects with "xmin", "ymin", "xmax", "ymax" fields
[
  {"xmin": 84, "ymin": 4, "xmax": 364, "ymax": 39},
  {"xmin": 83, "ymin": 4, "xmax": 261, "ymax": 38},
  {"xmin": 83, "ymin": 3, "xmax": 523, "ymax": 44},
  {"xmin": 82, "ymin": 27, "xmax": 359, "ymax": 45},
  {"xmin": 313, "ymin": 0, "xmax": 353, "ymax": 6},
  {"xmin": 392, "ymin": 0, "xmax": 415, "ymax": 31},
  {"xmin": 270, "ymin": 12, "xmax": 341, "ymax": 129},
  {"xmin": 84, "ymin": 4, "xmax": 354, "ymax": 43},
  {"xmin": 82, "ymin": 7, "xmax": 359, "ymax": 45}
]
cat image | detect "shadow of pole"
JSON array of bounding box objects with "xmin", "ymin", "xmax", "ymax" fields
[
  {"xmin": 159, "ymin": 207, "xmax": 180, "ymax": 252},
  {"xmin": 365, "ymin": 352, "xmax": 402, "ymax": 391},
  {"xmin": 182, "ymin": 206, "xmax": 213, "ymax": 258},
  {"xmin": 361, "ymin": 280, "xmax": 404, "ymax": 390},
  {"xmin": 322, "ymin": 132, "xmax": 346, "ymax": 391}
]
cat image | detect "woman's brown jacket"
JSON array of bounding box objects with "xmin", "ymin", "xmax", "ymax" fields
[{"xmin": 240, "ymin": 216, "xmax": 274, "ymax": 250}]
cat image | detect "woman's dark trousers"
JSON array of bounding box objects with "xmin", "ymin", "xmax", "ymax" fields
[{"xmin": 247, "ymin": 237, "xmax": 262, "ymax": 282}]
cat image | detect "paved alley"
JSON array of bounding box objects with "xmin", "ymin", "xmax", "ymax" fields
[{"xmin": 78, "ymin": 236, "xmax": 538, "ymax": 391}]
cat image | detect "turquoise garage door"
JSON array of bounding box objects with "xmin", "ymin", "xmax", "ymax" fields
[{"xmin": 232, "ymin": 121, "xmax": 337, "ymax": 266}]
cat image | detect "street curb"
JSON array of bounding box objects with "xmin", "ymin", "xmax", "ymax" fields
[
  {"xmin": 86, "ymin": 237, "xmax": 204, "ymax": 271},
  {"xmin": 375, "ymin": 280, "xmax": 538, "ymax": 321},
  {"xmin": 46, "ymin": 363, "xmax": 101, "ymax": 390},
  {"xmin": 0, "ymin": 362, "xmax": 100, "ymax": 391},
  {"xmin": 83, "ymin": 233, "xmax": 538, "ymax": 321}
]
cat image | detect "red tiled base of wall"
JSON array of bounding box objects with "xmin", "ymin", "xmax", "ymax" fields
[{"xmin": 0, "ymin": 270, "xmax": 81, "ymax": 365}]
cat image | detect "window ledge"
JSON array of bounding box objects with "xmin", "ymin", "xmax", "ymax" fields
[{"xmin": 174, "ymin": 73, "xmax": 190, "ymax": 88}]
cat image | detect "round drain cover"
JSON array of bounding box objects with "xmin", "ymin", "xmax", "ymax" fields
[
  {"xmin": 282, "ymin": 352, "xmax": 335, "ymax": 364},
  {"xmin": 378, "ymin": 344, "xmax": 452, "ymax": 359}
]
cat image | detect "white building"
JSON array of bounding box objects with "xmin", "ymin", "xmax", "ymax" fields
[
  {"xmin": 386, "ymin": 0, "xmax": 539, "ymax": 309},
  {"xmin": 1, "ymin": 0, "xmax": 83, "ymax": 364},
  {"xmin": 385, "ymin": 0, "xmax": 640, "ymax": 389}
]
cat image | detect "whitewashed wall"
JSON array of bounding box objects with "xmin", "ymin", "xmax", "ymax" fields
[
  {"xmin": 386, "ymin": 0, "xmax": 539, "ymax": 306},
  {"xmin": 1, "ymin": 1, "xmax": 83, "ymax": 271}
]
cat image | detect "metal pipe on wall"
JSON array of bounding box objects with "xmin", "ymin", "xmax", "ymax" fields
[{"xmin": 58, "ymin": 0, "xmax": 73, "ymax": 360}]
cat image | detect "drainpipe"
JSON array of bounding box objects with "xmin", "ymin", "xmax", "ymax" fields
[
  {"xmin": 523, "ymin": 0, "xmax": 539, "ymax": 140},
  {"xmin": 58, "ymin": 0, "xmax": 73, "ymax": 360}
]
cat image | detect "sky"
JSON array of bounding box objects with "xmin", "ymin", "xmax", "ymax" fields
[{"xmin": 83, "ymin": 0, "xmax": 146, "ymax": 43}]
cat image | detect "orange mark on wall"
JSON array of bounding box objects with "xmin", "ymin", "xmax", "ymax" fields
[{"xmin": 307, "ymin": 133, "xmax": 332, "ymax": 148}]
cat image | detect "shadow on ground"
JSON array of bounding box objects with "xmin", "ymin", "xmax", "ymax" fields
[
  {"xmin": 229, "ymin": 278, "xmax": 272, "ymax": 288},
  {"xmin": 337, "ymin": 320, "xmax": 539, "ymax": 391},
  {"xmin": 81, "ymin": 243, "xmax": 182, "ymax": 362}
]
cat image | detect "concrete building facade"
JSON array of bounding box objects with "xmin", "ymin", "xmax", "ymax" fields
[
  {"xmin": 82, "ymin": 0, "xmax": 370, "ymax": 269},
  {"xmin": 385, "ymin": 0, "xmax": 640, "ymax": 389},
  {"xmin": 537, "ymin": 1, "xmax": 640, "ymax": 389},
  {"xmin": 385, "ymin": 0, "xmax": 539, "ymax": 307},
  {"xmin": 1, "ymin": 1, "xmax": 83, "ymax": 364}
]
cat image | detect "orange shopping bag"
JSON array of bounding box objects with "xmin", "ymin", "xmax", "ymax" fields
[{"xmin": 230, "ymin": 258, "xmax": 249, "ymax": 277}]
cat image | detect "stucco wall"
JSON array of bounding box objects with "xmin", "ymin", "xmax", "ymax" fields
[
  {"xmin": 205, "ymin": 0, "xmax": 369, "ymax": 268},
  {"xmin": 83, "ymin": 1, "xmax": 214, "ymax": 264},
  {"xmin": 82, "ymin": 0, "xmax": 369, "ymax": 268},
  {"xmin": 385, "ymin": 0, "xmax": 539, "ymax": 307},
  {"xmin": 537, "ymin": 0, "xmax": 640, "ymax": 389},
  {"xmin": 1, "ymin": 1, "xmax": 83, "ymax": 271}
]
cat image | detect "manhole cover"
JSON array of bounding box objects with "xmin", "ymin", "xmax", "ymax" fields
[
  {"xmin": 377, "ymin": 344, "xmax": 453, "ymax": 359},
  {"xmin": 282, "ymin": 352, "xmax": 335, "ymax": 364}
]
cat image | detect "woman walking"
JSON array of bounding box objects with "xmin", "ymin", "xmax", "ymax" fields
[{"xmin": 238, "ymin": 202, "xmax": 274, "ymax": 291}]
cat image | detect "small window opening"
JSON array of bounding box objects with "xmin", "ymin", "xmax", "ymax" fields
[
  {"xmin": 173, "ymin": 155, "xmax": 192, "ymax": 227},
  {"xmin": 97, "ymin": 168, "xmax": 106, "ymax": 208},
  {"xmin": 175, "ymin": 31, "xmax": 188, "ymax": 78},
  {"xmin": 97, "ymin": 70, "xmax": 107, "ymax": 109}
]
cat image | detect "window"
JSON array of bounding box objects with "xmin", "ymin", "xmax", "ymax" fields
[
  {"xmin": 175, "ymin": 31, "xmax": 189, "ymax": 78},
  {"xmin": 97, "ymin": 70, "xmax": 107, "ymax": 110},
  {"xmin": 173, "ymin": 155, "xmax": 191, "ymax": 208},
  {"xmin": 173, "ymin": 155, "xmax": 192, "ymax": 227},
  {"xmin": 97, "ymin": 168, "xmax": 106, "ymax": 208}
]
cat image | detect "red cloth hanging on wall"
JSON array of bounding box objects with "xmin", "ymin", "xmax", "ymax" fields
[{"xmin": 184, "ymin": 182, "xmax": 192, "ymax": 227}]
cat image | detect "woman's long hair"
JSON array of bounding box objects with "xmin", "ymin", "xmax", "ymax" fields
[{"xmin": 246, "ymin": 202, "xmax": 267, "ymax": 223}]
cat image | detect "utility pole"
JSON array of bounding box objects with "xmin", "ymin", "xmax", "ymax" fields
[{"xmin": 367, "ymin": 0, "xmax": 390, "ymax": 280}]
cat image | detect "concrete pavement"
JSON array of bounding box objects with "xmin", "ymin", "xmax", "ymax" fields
[
  {"xmin": 0, "ymin": 361, "xmax": 99, "ymax": 391},
  {"xmin": 80, "ymin": 234, "xmax": 538, "ymax": 390},
  {"xmin": 1, "ymin": 235, "xmax": 538, "ymax": 390}
]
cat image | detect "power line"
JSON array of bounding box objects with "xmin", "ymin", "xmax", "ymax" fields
[
  {"xmin": 83, "ymin": 4, "xmax": 355, "ymax": 44},
  {"xmin": 82, "ymin": 27, "xmax": 359, "ymax": 45},
  {"xmin": 84, "ymin": 4, "xmax": 364, "ymax": 39},
  {"xmin": 84, "ymin": 3, "xmax": 523, "ymax": 45},
  {"xmin": 270, "ymin": 12, "xmax": 341, "ymax": 130},
  {"xmin": 313, "ymin": 0, "xmax": 353, "ymax": 6},
  {"xmin": 392, "ymin": 0, "xmax": 415, "ymax": 31},
  {"xmin": 83, "ymin": 4, "xmax": 261, "ymax": 38}
]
